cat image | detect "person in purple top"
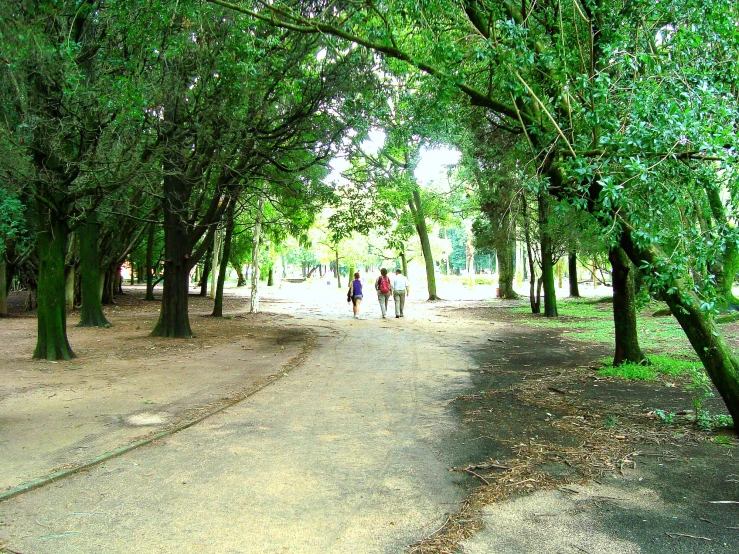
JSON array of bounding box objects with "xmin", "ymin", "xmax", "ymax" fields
[{"xmin": 348, "ymin": 272, "xmax": 363, "ymax": 319}]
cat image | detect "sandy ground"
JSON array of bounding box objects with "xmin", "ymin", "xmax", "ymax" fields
[{"xmin": 0, "ymin": 279, "xmax": 737, "ymax": 553}]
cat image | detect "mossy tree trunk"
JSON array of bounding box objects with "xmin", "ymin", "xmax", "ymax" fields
[
  {"xmin": 569, "ymin": 251, "xmax": 580, "ymax": 298},
  {"xmin": 77, "ymin": 215, "xmax": 111, "ymax": 327},
  {"xmin": 609, "ymin": 245, "xmax": 645, "ymax": 365},
  {"xmin": 620, "ymin": 231, "xmax": 739, "ymax": 423},
  {"xmin": 34, "ymin": 210, "xmax": 75, "ymax": 360},
  {"xmin": 538, "ymin": 192, "xmax": 558, "ymax": 317},
  {"xmin": 212, "ymin": 201, "xmax": 235, "ymax": 317},
  {"xmin": 705, "ymin": 182, "xmax": 739, "ymax": 311},
  {"xmin": 409, "ymin": 187, "xmax": 439, "ymax": 300},
  {"xmin": 492, "ymin": 210, "xmax": 517, "ymax": 299},
  {"xmin": 267, "ymin": 266, "xmax": 274, "ymax": 286}
]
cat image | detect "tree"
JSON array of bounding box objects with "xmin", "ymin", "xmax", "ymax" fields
[{"xmin": 212, "ymin": 0, "xmax": 739, "ymax": 420}]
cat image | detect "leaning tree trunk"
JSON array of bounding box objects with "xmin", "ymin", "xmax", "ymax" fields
[
  {"xmin": 619, "ymin": 231, "xmax": 739, "ymax": 423},
  {"xmin": 538, "ymin": 192, "xmax": 558, "ymax": 317},
  {"xmin": 145, "ymin": 219, "xmax": 157, "ymax": 301},
  {"xmin": 609, "ymin": 245, "xmax": 645, "ymax": 365},
  {"xmin": 151, "ymin": 171, "xmax": 194, "ymax": 338},
  {"xmin": 77, "ymin": 216, "xmax": 111, "ymax": 327},
  {"xmin": 212, "ymin": 202, "xmax": 235, "ymax": 317},
  {"xmin": 34, "ymin": 210, "xmax": 75, "ymax": 360},
  {"xmin": 569, "ymin": 251, "xmax": 581, "ymax": 298},
  {"xmin": 409, "ymin": 187, "xmax": 439, "ymax": 300}
]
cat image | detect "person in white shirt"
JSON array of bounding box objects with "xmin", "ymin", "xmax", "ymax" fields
[{"xmin": 391, "ymin": 269, "xmax": 409, "ymax": 318}]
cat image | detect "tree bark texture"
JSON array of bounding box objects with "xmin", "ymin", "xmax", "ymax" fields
[
  {"xmin": 409, "ymin": 187, "xmax": 439, "ymax": 300},
  {"xmin": 151, "ymin": 170, "xmax": 194, "ymax": 338},
  {"xmin": 34, "ymin": 211, "xmax": 75, "ymax": 360},
  {"xmin": 77, "ymin": 217, "xmax": 111, "ymax": 327},
  {"xmin": 609, "ymin": 246, "xmax": 645, "ymax": 365}
]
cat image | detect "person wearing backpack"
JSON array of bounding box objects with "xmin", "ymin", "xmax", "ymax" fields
[{"xmin": 375, "ymin": 268, "xmax": 393, "ymax": 318}]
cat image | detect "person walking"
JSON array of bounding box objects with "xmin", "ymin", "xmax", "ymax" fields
[
  {"xmin": 392, "ymin": 269, "xmax": 409, "ymax": 318},
  {"xmin": 374, "ymin": 268, "xmax": 393, "ymax": 319},
  {"xmin": 348, "ymin": 272, "xmax": 363, "ymax": 319}
]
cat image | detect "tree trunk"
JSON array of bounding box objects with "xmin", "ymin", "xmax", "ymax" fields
[
  {"xmin": 151, "ymin": 171, "xmax": 194, "ymax": 338},
  {"xmin": 493, "ymin": 209, "xmax": 517, "ymax": 299},
  {"xmin": 145, "ymin": 219, "xmax": 156, "ymax": 301},
  {"xmin": 34, "ymin": 211, "xmax": 75, "ymax": 360},
  {"xmin": 400, "ymin": 250, "xmax": 408, "ymax": 279},
  {"xmin": 267, "ymin": 266, "xmax": 274, "ymax": 286},
  {"xmin": 199, "ymin": 243, "xmax": 213, "ymax": 297},
  {"xmin": 65, "ymin": 265, "xmax": 75, "ymax": 311},
  {"xmin": 620, "ymin": 231, "xmax": 739, "ymax": 424},
  {"xmin": 0, "ymin": 262, "xmax": 7, "ymax": 316},
  {"xmin": 522, "ymin": 194, "xmax": 538, "ymax": 312},
  {"xmin": 77, "ymin": 216, "xmax": 110, "ymax": 327},
  {"xmin": 212, "ymin": 202, "xmax": 235, "ymax": 317},
  {"xmin": 102, "ymin": 267, "xmax": 116, "ymax": 305},
  {"xmin": 609, "ymin": 246, "xmax": 645, "ymax": 365},
  {"xmin": 409, "ymin": 187, "xmax": 439, "ymax": 300},
  {"xmin": 569, "ymin": 251, "xmax": 581, "ymax": 298},
  {"xmin": 538, "ymin": 192, "xmax": 558, "ymax": 317},
  {"xmin": 250, "ymin": 190, "xmax": 265, "ymax": 314},
  {"xmin": 231, "ymin": 259, "xmax": 246, "ymax": 287},
  {"xmin": 705, "ymin": 183, "xmax": 739, "ymax": 311},
  {"xmin": 210, "ymin": 225, "xmax": 223, "ymax": 299}
]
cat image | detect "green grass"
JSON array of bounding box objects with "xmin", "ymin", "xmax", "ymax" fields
[
  {"xmin": 507, "ymin": 297, "xmax": 694, "ymax": 357},
  {"xmin": 597, "ymin": 355, "xmax": 699, "ymax": 381}
]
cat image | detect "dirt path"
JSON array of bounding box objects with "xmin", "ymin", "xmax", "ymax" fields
[
  {"xmin": 0, "ymin": 288, "xmax": 479, "ymax": 553},
  {"xmin": 1, "ymin": 283, "xmax": 737, "ymax": 553}
]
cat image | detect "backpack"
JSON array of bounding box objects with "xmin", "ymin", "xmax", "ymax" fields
[{"xmin": 379, "ymin": 276, "xmax": 390, "ymax": 294}]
